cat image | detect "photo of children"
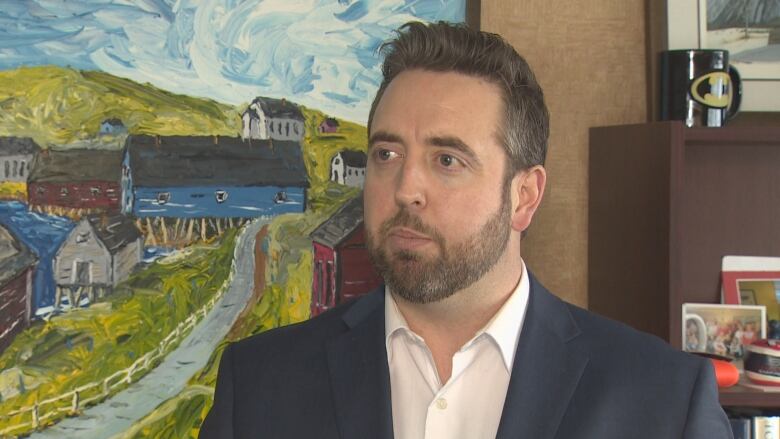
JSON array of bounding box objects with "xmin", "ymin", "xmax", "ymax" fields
[{"xmin": 682, "ymin": 304, "xmax": 766, "ymax": 362}]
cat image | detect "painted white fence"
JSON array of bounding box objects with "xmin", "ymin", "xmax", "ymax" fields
[{"xmin": 0, "ymin": 221, "xmax": 251, "ymax": 437}]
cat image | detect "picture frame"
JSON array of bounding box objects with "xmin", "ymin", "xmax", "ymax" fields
[
  {"xmin": 722, "ymin": 258, "xmax": 780, "ymax": 314},
  {"xmin": 740, "ymin": 289, "xmax": 757, "ymax": 305},
  {"xmin": 666, "ymin": 0, "xmax": 780, "ymax": 112},
  {"xmin": 682, "ymin": 303, "xmax": 766, "ymax": 362}
]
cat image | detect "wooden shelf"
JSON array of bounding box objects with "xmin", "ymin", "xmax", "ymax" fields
[
  {"xmin": 720, "ymin": 384, "xmax": 780, "ymax": 408},
  {"xmin": 588, "ymin": 121, "xmax": 780, "ymax": 409}
]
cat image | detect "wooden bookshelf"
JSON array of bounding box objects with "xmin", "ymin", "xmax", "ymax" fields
[{"xmin": 588, "ymin": 121, "xmax": 780, "ymax": 408}]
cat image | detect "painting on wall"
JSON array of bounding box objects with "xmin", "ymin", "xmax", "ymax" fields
[
  {"xmin": 702, "ymin": 0, "xmax": 780, "ymax": 81},
  {"xmin": 0, "ymin": 1, "xmax": 470, "ymax": 437}
]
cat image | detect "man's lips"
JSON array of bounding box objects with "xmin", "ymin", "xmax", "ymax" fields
[
  {"xmin": 387, "ymin": 227, "xmax": 433, "ymax": 249},
  {"xmin": 390, "ymin": 227, "xmax": 430, "ymax": 240}
]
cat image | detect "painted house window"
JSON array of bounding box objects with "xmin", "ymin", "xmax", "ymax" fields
[
  {"xmin": 12, "ymin": 160, "xmax": 18, "ymax": 177},
  {"xmin": 91, "ymin": 187, "xmax": 101, "ymax": 196},
  {"xmin": 4, "ymin": 161, "xmax": 8, "ymax": 178},
  {"xmin": 294, "ymin": 123, "xmax": 300, "ymax": 135},
  {"xmin": 273, "ymin": 191, "xmax": 288, "ymax": 204},
  {"xmin": 37, "ymin": 186, "xmax": 45, "ymax": 195},
  {"xmin": 74, "ymin": 260, "xmax": 91, "ymax": 285},
  {"xmin": 19, "ymin": 161, "xmax": 24, "ymax": 177},
  {"xmin": 326, "ymin": 261, "xmax": 334, "ymax": 306},
  {"xmin": 76, "ymin": 232, "xmax": 90, "ymax": 244},
  {"xmin": 60, "ymin": 187, "xmax": 68, "ymax": 196},
  {"xmin": 315, "ymin": 260, "xmax": 323, "ymax": 306},
  {"xmin": 157, "ymin": 192, "xmax": 171, "ymax": 205},
  {"xmin": 215, "ymin": 190, "xmax": 228, "ymax": 203},
  {"xmin": 334, "ymin": 158, "xmax": 340, "ymax": 165}
]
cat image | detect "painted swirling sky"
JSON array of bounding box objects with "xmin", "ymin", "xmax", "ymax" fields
[{"xmin": 0, "ymin": 0, "xmax": 465, "ymax": 122}]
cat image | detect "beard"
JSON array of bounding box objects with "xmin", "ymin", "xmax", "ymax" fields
[{"xmin": 366, "ymin": 192, "xmax": 512, "ymax": 304}]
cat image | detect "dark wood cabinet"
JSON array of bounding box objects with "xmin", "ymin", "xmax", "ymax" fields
[{"xmin": 588, "ymin": 121, "xmax": 780, "ymax": 408}]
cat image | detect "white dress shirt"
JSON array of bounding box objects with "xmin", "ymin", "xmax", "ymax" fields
[{"xmin": 385, "ymin": 262, "xmax": 530, "ymax": 439}]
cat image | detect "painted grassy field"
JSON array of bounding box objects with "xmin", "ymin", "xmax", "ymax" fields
[
  {"xmin": 0, "ymin": 66, "xmax": 241, "ymax": 147},
  {"xmin": 0, "ymin": 182, "xmax": 26, "ymax": 200},
  {"xmin": 0, "ymin": 229, "xmax": 237, "ymax": 434}
]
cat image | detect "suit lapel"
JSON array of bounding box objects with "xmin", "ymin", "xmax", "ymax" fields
[
  {"xmin": 495, "ymin": 274, "xmax": 589, "ymax": 439},
  {"xmin": 326, "ymin": 288, "xmax": 394, "ymax": 439}
]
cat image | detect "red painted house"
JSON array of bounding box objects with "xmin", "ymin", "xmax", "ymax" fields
[
  {"xmin": 28, "ymin": 149, "xmax": 122, "ymax": 213},
  {"xmin": 310, "ymin": 195, "xmax": 382, "ymax": 317},
  {"xmin": 0, "ymin": 224, "xmax": 36, "ymax": 353},
  {"xmin": 318, "ymin": 117, "xmax": 339, "ymax": 134}
]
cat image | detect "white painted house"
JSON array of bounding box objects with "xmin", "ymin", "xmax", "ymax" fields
[
  {"xmin": 242, "ymin": 97, "xmax": 305, "ymax": 142},
  {"xmin": 330, "ymin": 150, "xmax": 367, "ymax": 188},
  {"xmin": 53, "ymin": 214, "xmax": 142, "ymax": 309},
  {"xmin": 0, "ymin": 137, "xmax": 39, "ymax": 184}
]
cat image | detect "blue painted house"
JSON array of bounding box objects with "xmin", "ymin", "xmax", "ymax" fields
[{"xmin": 122, "ymin": 135, "xmax": 308, "ymax": 218}]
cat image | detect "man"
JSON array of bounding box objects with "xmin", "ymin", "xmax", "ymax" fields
[{"xmin": 201, "ymin": 21, "xmax": 732, "ymax": 439}]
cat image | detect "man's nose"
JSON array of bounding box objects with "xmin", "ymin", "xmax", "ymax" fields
[{"xmin": 394, "ymin": 158, "xmax": 427, "ymax": 210}]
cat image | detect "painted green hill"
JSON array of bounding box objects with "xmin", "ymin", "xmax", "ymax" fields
[{"xmin": 0, "ymin": 66, "xmax": 242, "ymax": 147}]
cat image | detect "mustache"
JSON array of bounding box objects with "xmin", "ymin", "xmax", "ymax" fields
[{"xmin": 379, "ymin": 209, "xmax": 445, "ymax": 246}]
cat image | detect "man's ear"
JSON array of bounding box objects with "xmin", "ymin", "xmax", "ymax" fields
[{"xmin": 510, "ymin": 165, "xmax": 547, "ymax": 232}]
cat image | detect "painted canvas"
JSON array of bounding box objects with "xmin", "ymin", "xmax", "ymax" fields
[
  {"xmin": 0, "ymin": 1, "xmax": 468, "ymax": 437},
  {"xmin": 703, "ymin": 0, "xmax": 780, "ymax": 80}
]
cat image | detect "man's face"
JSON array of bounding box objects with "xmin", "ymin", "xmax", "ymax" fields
[{"xmin": 364, "ymin": 69, "xmax": 513, "ymax": 304}]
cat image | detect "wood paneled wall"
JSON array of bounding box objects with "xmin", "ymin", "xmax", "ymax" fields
[{"xmin": 482, "ymin": 1, "xmax": 648, "ymax": 307}]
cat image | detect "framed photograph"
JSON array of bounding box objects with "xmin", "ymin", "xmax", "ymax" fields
[
  {"xmin": 682, "ymin": 303, "xmax": 766, "ymax": 362},
  {"xmin": 722, "ymin": 259, "xmax": 780, "ymax": 318},
  {"xmin": 667, "ymin": 0, "xmax": 780, "ymax": 112}
]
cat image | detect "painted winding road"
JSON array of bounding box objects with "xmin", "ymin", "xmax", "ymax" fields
[{"xmin": 30, "ymin": 218, "xmax": 268, "ymax": 439}]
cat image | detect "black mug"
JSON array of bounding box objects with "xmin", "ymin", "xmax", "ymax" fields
[{"xmin": 660, "ymin": 49, "xmax": 742, "ymax": 127}]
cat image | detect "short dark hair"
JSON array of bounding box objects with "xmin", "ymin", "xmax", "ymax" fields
[{"xmin": 368, "ymin": 21, "xmax": 549, "ymax": 172}]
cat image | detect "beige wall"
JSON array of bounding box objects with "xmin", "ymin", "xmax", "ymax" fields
[{"xmin": 482, "ymin": 1, "xmax": 648, "ymax": 307}]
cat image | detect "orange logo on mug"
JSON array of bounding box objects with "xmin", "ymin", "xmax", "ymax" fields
[{"xmin": 690, "ymin": 72, "xmax": 731, "ymax": 108}]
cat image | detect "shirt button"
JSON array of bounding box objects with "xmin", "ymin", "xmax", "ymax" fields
[{"xmin": 435, "ymin": 398, "xmax": 448, "ymax": 410}]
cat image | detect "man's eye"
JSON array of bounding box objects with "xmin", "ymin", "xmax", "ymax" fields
[
  {"xmin": 376, "ymin": 149, "xmax": 398, "ymax": 161},
  {"xmin": 438, "ymin": 154, "xmax": 459, "ymax": 167}
]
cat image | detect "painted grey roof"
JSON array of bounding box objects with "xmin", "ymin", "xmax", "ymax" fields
[
  {"xmin": 126, "ymin": 135, "xmax": 309, "ymax": 188},
  {"xmin": 339, "ymin": 150, "xmax": 367, "ymax": 167},
  {"xmin": 86, "ymin": 214, "xmax": 141, "ymax": 254},
  {"xmin": 0, "ymin": 137, "xmax": 41, "ymax": 156},
  {"xmin": 28, "ymin": 149, "xmax": 123, "ymax": 183},
  {"xmin": 248, "ymin": 97, "xmax": 305, "ymax": 121},
  {"xmin": 310, "ymin": 195, "xmax": 364, "ymax": 247},
  {"xmin": 0, "ymin": 224, "xmax": 36, "ymax": 285},
  {"xmin": 102, "ymin": 118, "xmax": 124, "ymax": 127}
]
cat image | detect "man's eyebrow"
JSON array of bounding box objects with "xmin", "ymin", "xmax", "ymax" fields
[
  {"xmin": 368, "ymin": 131, "xmax": 403, "ymax": 150},
  {"xmin": 428, "ymin": 136, "xmax": 482, "ymax": 167}
]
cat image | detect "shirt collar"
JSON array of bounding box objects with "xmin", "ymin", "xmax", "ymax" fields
[
  {"xmin": 384, "ymin": 261, "xmax": 530, "ymax": 371},
  {"xmin": 482, "ymin": 261, "xmax": 530, "ymax": 370}
]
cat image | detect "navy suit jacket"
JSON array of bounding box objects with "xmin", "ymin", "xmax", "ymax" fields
[{"xmin": 200, "ymin": 272, "xmax": 732, "ymax": 438}]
